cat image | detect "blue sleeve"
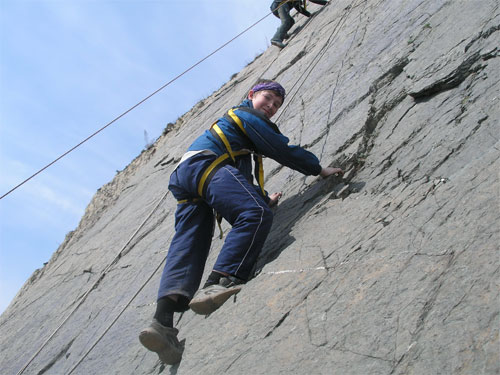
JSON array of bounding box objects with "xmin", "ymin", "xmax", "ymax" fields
[{"xmin": 235, "ymin": 109, "xmax": 322, "ymax": 176}]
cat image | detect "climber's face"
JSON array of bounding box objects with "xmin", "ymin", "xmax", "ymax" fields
[{"xmin": 248, "ymin": 89, "xmax": 283, "ymax": 119}]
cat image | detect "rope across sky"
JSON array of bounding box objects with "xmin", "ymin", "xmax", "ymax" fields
[{"xmin": 1, "ymin": 3, "xmax": 295, "ymax": 201}]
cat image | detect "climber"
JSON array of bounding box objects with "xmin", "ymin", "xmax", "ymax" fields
[
  {"xmin": 138, "ymin": 79, "xmax": 343, "ymax": 365},
  {"xmin": 270, "ymin": 0, "xmax": 329, "ymax": 48}
]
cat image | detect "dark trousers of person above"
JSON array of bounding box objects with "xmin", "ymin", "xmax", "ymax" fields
[
  {"xmin": 157, "ymin": 153, "xmax": 273, "ymax": 311},
  {"xmin": 271, "ymin": 3, "xmax": 294, "ymax": 42}
]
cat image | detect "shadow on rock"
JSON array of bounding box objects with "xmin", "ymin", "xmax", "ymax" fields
[{"xmin": 253, "ymin": 174, "xmax": 365, "ymax": 275}]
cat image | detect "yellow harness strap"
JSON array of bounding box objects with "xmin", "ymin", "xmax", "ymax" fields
[
  {"xmin": 212, "ymin": 123, "xmax": 236, "ymax": 163},
  {"xmin": 197, "ymin": 153, "xmax": 231, "ymax": 197},
  {"xmin": 187, "ymin": 109, "xmax": 267, "ymax": 239},
  {"xmin": 196, "ymin": 150, "xmax": 252, "ymax": 198},
  {"xmin": 254, "ymin": 155, "xmax": 265, "ymax": 196},
  {"xmin": 177, "ymin": 197, "xmax": 224, "ymax": 238},
  {"xmin": 228, "ymin": 109, "xmax": 247, "ymax": 135},
  {"xmin": 177, "ymin": 197, "xmax": 201, "ymax": 204},
  {"xmin": 227, "ymin": 109, "xmax": 265, "ymax": 195}
]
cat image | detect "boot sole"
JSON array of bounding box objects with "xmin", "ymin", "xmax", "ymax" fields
[
  {"xmin": 139, "ymin": 330, "xmax": 182, "ymax": 365},
  {"xmin": 139, "ymin": 330, "xmax": 164, "ymax": 352},
  {"xmin": 189, "ymin": 286, "xmax": 242, "ymax": 315},
  {"xmin": 271, "ymin": 41, "xmax": 286, "ymax": 48}
]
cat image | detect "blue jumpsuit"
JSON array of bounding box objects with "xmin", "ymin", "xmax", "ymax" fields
[{"xmin": 157, "ymin": 99, "xmax": 322, "ymax": 309}]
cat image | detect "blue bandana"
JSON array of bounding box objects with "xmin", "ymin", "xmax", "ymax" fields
[{"xmin": 251, "ymin": 81, "xmax": 286, "ymax": 100}]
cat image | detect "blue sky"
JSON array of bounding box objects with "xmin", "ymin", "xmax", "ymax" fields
[{"xmin": 0, "ymin": 0, "xmax": 278, "ymax": 313}]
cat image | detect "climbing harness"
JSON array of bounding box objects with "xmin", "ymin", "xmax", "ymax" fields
[
  {"xmin": 199, "ymin": 108, "xmax": 267, "ymax": 197},
  {"xmin": 178, "ymin": 107, "xmax": 279, "ymax": 238}
]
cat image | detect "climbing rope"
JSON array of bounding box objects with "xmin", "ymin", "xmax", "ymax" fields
[
  {"xmin": 62, "ymin": 6, "xmax": 360, "ymax": 372},
  {"xmin": 66, "ymin": 236, "xmax": 172, "ymax": 375},
  {"xmin": 263, "ymin": 1, "xmax": 359, "ymax": 191},
  {"xmin": 1, "ymin": 2, "xmax": 293, "ymax": 201},
  {"xmin": 276, "ymin": 2, "xmax": 359, "ymax": 123},
  {"xmin": 59, "ymin": 3, "xmax": 362, "ymax": 374},
  {"xmin": 15, "ymin": 3, "xmax": 299, "ymax": 374},
  {"xmin": 321, "ymin": 0, "xmax": 368, "ymax": 159},
  {"xmin": 16, "ymin": 190, "xmax": 170, "ymax": 375},
  {"xmin": 16, "ymin": 1, "xmax": 369, "ymax": 373}
]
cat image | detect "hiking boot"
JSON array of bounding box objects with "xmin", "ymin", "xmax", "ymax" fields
[
  {"xmin": 189, "ymin": 283, "xmax": 242, "ymax": 315},
  {"xmin": 139, "ymin": 319, "xmax": 183, "ymax": 365},
  {"xmin": 271, "ymin": 39, "xmax": 286, "ymax": 49}
]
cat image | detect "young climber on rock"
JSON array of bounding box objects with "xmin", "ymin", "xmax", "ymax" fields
[
  {"xmin": 270, "ymin": 0, "xmax": 329, "ymax": 48},
  {"xmin": 139, "ymin": 80, "xmax": 343, "ymax": 365}
]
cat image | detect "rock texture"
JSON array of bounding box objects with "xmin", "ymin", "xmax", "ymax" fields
[{"xmin": 1, "ymin": 0, "xmax": 499, "ymax": 374}]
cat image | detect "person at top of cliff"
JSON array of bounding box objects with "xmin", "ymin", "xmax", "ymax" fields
[
  {"xmin": 138, "ymin": 79, "xmax": 343, "ymax": 365},
  {"xmin": 270, "ymin": 0, "xmax": 329, "ymax": 49}
]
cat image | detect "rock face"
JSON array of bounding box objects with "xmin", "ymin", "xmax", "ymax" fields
[{"xmin": 1, "ymin": 0, "xmax": 498, "ymax": 374}]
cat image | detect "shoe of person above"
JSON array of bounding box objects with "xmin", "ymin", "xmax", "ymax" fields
[
  {"xmin": 189, "ymin": 278, "xmax": 242, "ymax": 315},
  {"xmin": 271, "ymin": 39, "xmax": 286, "ymax": 49},
  {"xmin": 139, "ymin": 319, "xmax": 184, "ymax": 365}
]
